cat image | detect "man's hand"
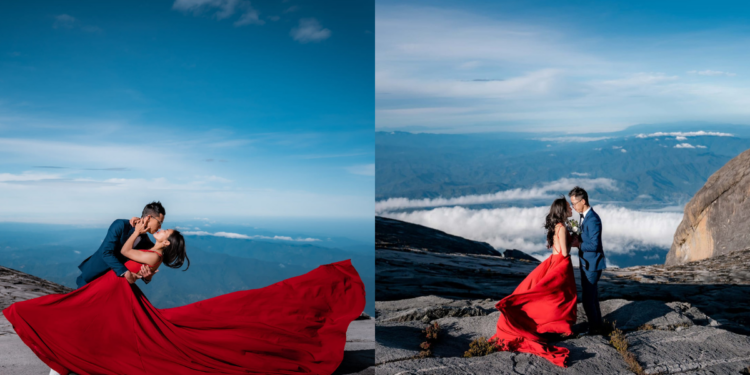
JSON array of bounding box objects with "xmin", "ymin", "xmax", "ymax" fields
[
  {"xmin": 135, "ymin": 216, "xmax": 150, "ymax": 235},
  {"xmin": 138, "ymin": 264, "xmax": 155, "ymax": 278},
  {"xmin": 123, "ymin": 270, "xmax": 142, "ymax": 284},
  {"xmin": 129, "ymin": 217, "xmax": 141, "ymax": 227},
  {"xmin": 571, "ymin": 235, "xmax": 582, "ymax": 248}
]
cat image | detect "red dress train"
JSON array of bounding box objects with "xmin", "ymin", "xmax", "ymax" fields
[
  {"xmin": 3, "ymin": 256, "xmax": 365, "ymax": 375},
  {"xmin": 489, "ymin": 227, "xmax": 578, "ymax": 367}
]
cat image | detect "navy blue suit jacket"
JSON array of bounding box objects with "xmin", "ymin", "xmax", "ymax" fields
[
  {"xmin": 76, "ymin": 219, "xmax": 153, "ymax": 288},
  {"xmin": 578, "ymin": 208, "xmax": 607, "ymax": 271}
]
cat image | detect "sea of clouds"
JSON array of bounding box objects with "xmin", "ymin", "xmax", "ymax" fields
[{"xmin": 380, "ymin": 204, "xmax": 682, "ymax": 263}]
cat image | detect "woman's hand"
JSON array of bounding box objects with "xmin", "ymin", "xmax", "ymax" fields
[{"xmin": 135, "ymin": 216, "xmax": 150, "ymax": 235}]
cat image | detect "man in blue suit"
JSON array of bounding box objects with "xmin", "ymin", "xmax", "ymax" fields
[
  {"xmin": 75, "ymin": 201, "xmax": 166, "ymax": 288},
  {"xmin": 569, "ymin": 187, "xmax": 606, "ymax": 334}
]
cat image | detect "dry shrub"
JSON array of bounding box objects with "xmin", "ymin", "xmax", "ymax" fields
[
  {"xmin": 638, "ymin": 323, "xmax": 655, "ymax": 331},
  {"xmin": 607, "ymin": 321, "xmax": 645, "ymax": 375},
  {"xmin": 412, "ymin": 322, "xmax": 441, "ymax": 359},
  {"xmin": 463, "ymin": 337, "xmax": 505, "ymax": 358}
]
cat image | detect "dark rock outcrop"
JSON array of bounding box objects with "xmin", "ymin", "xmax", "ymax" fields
[
  {"xmin": 503, "ymin": 249, "xmax": 540, "ymax": 263},
  {"xmin": 376, "ymin": 216, "xmax": 501, "ymax": 256},
  {"xmin": 666, "ymin": 148, "xmax": 750, "ymax": 265}
]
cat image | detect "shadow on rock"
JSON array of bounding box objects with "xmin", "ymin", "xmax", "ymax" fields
[
  {"xmin": 375, "ymin": 324, "xmax": 424, "ymax": 351},
  {"xmin": 333, "ymin": 350, "xmax": 375, "ymax": 375}
]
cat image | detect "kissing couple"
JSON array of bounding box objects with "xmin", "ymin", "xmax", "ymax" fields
[
  {"xmin": 489, "ymin": 186, "xmax": 607, "ymax": 367},
  {"xmin": 3, "ymin": 201, "xmax": 366, "ymax": 375}
]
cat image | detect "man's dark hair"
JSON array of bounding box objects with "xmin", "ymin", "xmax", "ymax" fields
[
  {"xmin": 568, "ymin": 186, "xmax": 589, "ymax": 206},
  {"xmin": 142, "ymin": 201, "xmax": 166, "ymax": 218}
]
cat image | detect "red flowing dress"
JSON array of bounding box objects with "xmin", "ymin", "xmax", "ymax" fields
[
  {"xmin": 3, "ymin": 250, "xmax": 365, "ymax": 375},
  {"xmin": 489, "ymin": 224, "xmax": 578, "ymax": 367}
]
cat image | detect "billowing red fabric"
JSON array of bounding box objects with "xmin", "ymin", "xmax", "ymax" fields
[
  {"xmin": 490, "ymin": 251, "xmax": 578, "ymax": 367},
  {"xmin": 3, "ymin": 258, "xmax": 365, "ymax": 375}
]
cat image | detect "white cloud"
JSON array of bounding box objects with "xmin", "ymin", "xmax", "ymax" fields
[
  {"xmin": 52, "ymin": 14, "xmax": 101, "ymax": 32},
  {"xmin": 612, "ymin": 146, "xmax": 622, "ymax": 149},
  {"xmin": 696, "ymin": 145, "xmax": 707, "ymax": 148},
  {"xmin": 675, "ymin": 136, "xmax": 687, "ymax": 141},
  {"xmin": 674, "ymin": 143, "xmax": 695, "ymax": 149},
  {"xmin": 621, "ymin": 149, "xmax": 627, "ymax": 153},
  {"xmin": 53, "ymin": 14, "xmax": 77, "ymax": 29},
  {"xmin": 599, "ymin": 72, "xmax": 679, "ymax": 87},
  {"xmin": 537, "ymin": 136, "xmax": 612, "ymax": 143},
  {"xmin": 571, "ymin": 172, "xmax": 589, "ymax": 177},
  {"xmin": 0, "ymin": 172, "xmax": 61, "ymax": 182},
  {"xmin": 290, "ymin": 18, "xmax": 331, "ymax": 43},
  {"xmin": 172, "ymin": 0, "xmax": 264, "ymax": 26},
  {"xmin": 378, "ymin": 68, "xmax": 563, "ymax": 100},
  {"xmin": 688, "ymin": 70, "xmax": 736, "ymax": 77},
  {"xmin": 182, "ymin": 230, "xmax": 320, "ymax": 242},
  {"xmin": 635, "ymin": 131, "xmax": 733, "ymax": 138},
  {"xmin": 381, "ymin": 204, "xmax": 683, "ymax": 257},
  {"xmin": 644, "ymin": 254, "xmax": 660, "ymax": 260},
  {"xmin": 234, "ymin": 7, "xmax": 263, "ymax": 26},
  {"xmin": 375, "ymin": 177, "xmax": 617, "ymax": 214},
  {"xmin": 346, "ymin": 164, "xmax": 375, "ymax": 176}
]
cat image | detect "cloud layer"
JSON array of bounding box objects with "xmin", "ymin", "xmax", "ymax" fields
[
  {"xmin": 182, "ymin": 230, "xmax": 319, "ymax": 242},
  {"xmin": 382, "ymin": 204, "xmax": 683, "ymax": 260},
  {"xmin": 375, "ymin": 178, "xmax": 617, "ymax": 214}
]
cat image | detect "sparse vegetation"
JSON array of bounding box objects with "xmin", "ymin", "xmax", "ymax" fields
[
  {"xmin": 463, "ymin": 336, "xmax": 505, "ymax": 358},
  {"xmin": 638, "ymin": 323, "xmax": 655, "ymax": 331},
  {"xmin": 607, "ymin": 321, "xmax": 645, "ymax": 375},
  {"xmin": 411, "ymin": 322, "xmax": 441, "ymax": 359},
  {"xmin": 666, "ymin": 322, "xmax": 691, "ymax": 331}
]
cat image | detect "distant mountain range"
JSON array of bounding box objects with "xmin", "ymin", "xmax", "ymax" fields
[{"xmin": 376, "ymin": 122, "xmax": 750, "ymax": 208}]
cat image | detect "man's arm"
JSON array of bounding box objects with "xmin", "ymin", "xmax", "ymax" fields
[
  {"xmin": 580, "ymin": 216, "xmax": 602, "ymax": 253},
  {"xmin": 100, "ymin": 220, "xmax": 130, "ymax": 277}
]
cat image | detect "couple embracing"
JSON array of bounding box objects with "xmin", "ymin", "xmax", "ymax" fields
[
  {"xmin": 490, "ymin": 186, "xmax": 606, "ymax": 367},
  {"xmin": 3, "ymin": 202, "xmax": 366, "ymax": 375}
]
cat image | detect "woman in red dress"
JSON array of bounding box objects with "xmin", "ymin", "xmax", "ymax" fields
[
  {"xmin": 489, "ymin": 196, "xmax": 578, "ymax": 367},
  {"xmin": 3, "ymin": 220, "xmax": 366, "ymax": 375}
]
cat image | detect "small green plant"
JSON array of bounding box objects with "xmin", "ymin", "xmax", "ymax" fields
[{"xmin": 463, "ymin": 337, "xmax": 505, "ymax": 358}]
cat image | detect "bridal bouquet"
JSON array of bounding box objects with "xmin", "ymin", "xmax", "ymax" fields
[{"xmin": 566, "ymin": 219, "xmax": 580, "ymax": 236}]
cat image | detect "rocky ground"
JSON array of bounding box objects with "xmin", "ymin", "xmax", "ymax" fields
[
  {"xmin": 375, "ymin": 248, "xmax": 750, "ymax": 374},
  {"xmin": 0, "ymin": 265, "xmax": 374, "ymax": 375}
]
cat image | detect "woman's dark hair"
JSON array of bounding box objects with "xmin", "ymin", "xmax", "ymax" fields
[
  {"xmin": 544, "ymin": 196, "xmax": 568, "ymax": 248},
  {"xmin": 162, "ymin": 230, "xmax": 190, "ymax": 271}
]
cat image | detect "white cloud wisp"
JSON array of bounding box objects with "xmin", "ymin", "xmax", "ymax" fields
[{"xmin": 375, "ymin": 178, "xmax": 617, "ymax": 214}]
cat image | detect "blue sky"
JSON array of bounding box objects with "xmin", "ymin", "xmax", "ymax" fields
[
  {"xmin": 0, "ymin": 0, "xmax": 374, "ymax": 223},
  {"xmin": 376, "ymin": 0, "xmax": 750, "ymax": 133}
]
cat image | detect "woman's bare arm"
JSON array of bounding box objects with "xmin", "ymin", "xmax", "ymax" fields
[{"xmin": 120, "ymin": 219, "xmax": 160, "ymax": 267}]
